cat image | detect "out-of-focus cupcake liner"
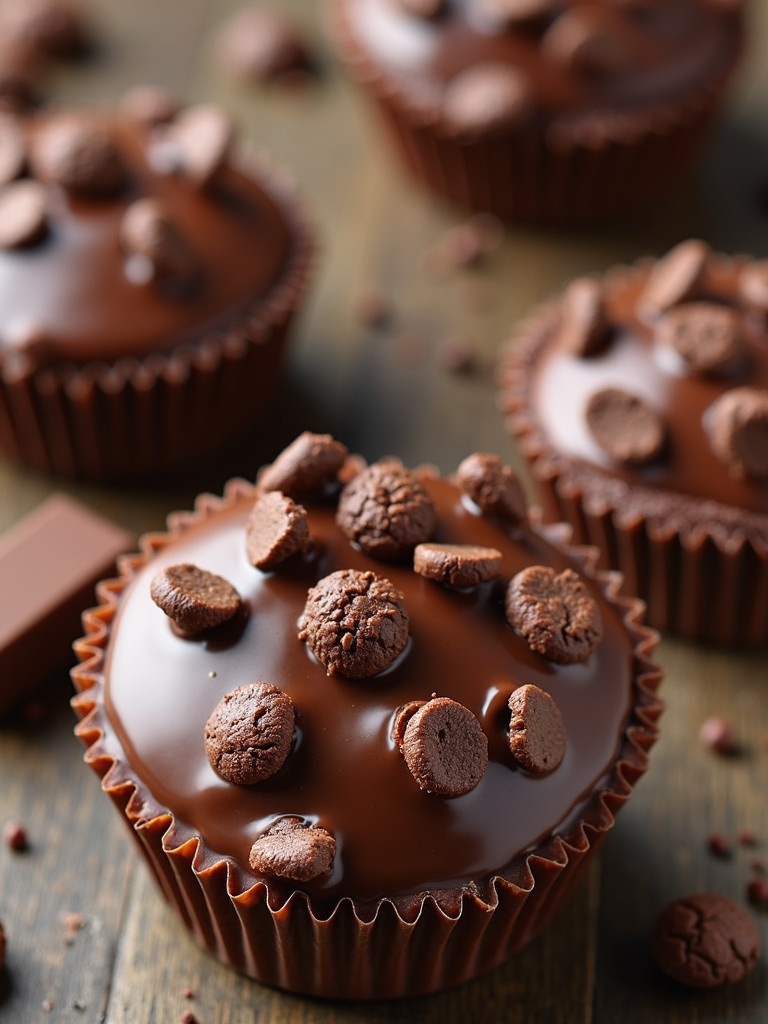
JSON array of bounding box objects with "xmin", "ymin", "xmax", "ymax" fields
[
  {"xmin": 329, "ymin": 0, "xmax": 742, "ymax": 224},
  {"xmin": 498, "ymin": 268, "xmax": 768, "ymax": 646},
  {"xmin": 0, "ymin": 157, "xmax": 314, "ymax": 481},
  {"xmin": 71, "ymin": 477, "xmax": 662, "ymax": 1000}
]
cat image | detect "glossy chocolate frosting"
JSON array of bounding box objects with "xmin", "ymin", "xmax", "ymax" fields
[
  {"xmin": 526, "ymin": 256, "xmax": 768, "ymax": 520},
  {"xmin": 342, "ymin": 0, "xmax": 741, "ymax": 123},
  {"xmin": 0, "ymin": 110, "xmax": 293, "ymax": 366},
  {"xmin": 102, "ymin": 472, "xmax": 640, "ymax": 910}
]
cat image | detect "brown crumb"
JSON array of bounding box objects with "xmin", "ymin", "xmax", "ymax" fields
[
  {"xmin": 750, "ymin": 858, "xmax": 767, "ymax": 875},
  {"xmin": 707, "ymin": 833, "xmax": 731, "ymax": 858},
  {"xmin": 182, "ymin": 986, "xmax": 195, "ymax": 999},
  {"xmin": 180, "ymin": 1011, "xmax": 198, "ymax": 1024},
  {"xmin": 41, "ymin": 999, "xmax": 54, "ymax": 1013},
  {"xmin": 436, "ymin": 335, "xmax": 475, "ymax": 373},
  {"xmin": 3, "ymin": 820, "xmax": 28, "ymax": 851},
  {"xmin": 746, "ymin": 877, "xmax": 768, "ymax": 908},
  {"xmin": 699, "ymin": 715, "xmax": 738, "ymax": 755},
  {"xmin": 738, "ymin": 829, "xmax": 758, "ymax": 847},
  {"xmin": 355, "ymin": 287, "xmax": 392, "ymax": 329},
  {"xmin": 62, "ymin": 911, "xmax": 86, "ymax": 944}
]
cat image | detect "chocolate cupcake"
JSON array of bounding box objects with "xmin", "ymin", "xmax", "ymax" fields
[
  {"xmin": 72, "ymin": 432, "xmax": 661, "ymax": 999},
  {"xmin": 0, "ymin": 94, "xmax": 313, "ymax": 479},
  {"xmin": 329, "ymin": 0, "xmax": 744, "ymax": 224},
  {"xmin": 499, "ymin": 241, "xmax": 768, "ymax": 645}
]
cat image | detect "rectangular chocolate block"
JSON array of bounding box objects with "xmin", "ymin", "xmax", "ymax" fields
[{"xmin": 0, "ymin": 493, "xmax": 134, "ymax": 716}]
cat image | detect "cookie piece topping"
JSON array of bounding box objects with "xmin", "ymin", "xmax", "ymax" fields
[
  {"xmin": 246, "ymin": 490, "xmax": 309, "ymax": 571},
  {"xmin": 30, "ymin": 113, "xmax": 126, "ymax": 196},
  {"xmin": 336, "ymin": 461, "xmax": 436, "ymax": 561},
  {"xmin": 443, "ymin": 63, "xmax": 534, "ymax": 138},
  {"xmin": 0, "ymin": 180, "xmax": 47, "ymax": 248},
  {"xmin": 397, "ymin": 696, "xmax": 488, "ymax": 797},
  {"xmin": 455, "ymin": 452, "xmax": 527, "ymax": 523},
  {"xmin": 166, "ymin": 103, "xmax": 234, "ymax": 188},
  {"xmin": 414, "ymin": 542, "xmax": 502, "ymax": 587},
  {"xmin": 249, "ymin": 817, "xmax": 336, "ymax": 881},
  {"xmin": 558, "ymin": 277, "xmax": 612, "ymax": 358},
  {"xmin": 705, "ymin": 387, "xmax": 768, "ymax": 479},
  {"xmin": 258, "ymin": 432, "xmax": 348, "ymax": 499},
  {"xmin": 120, "ymin": 198, "xmax": 196, "ymax": 289},
  {"xmin": 639, "ymin": 239, "xmax": 710, "ymax": 313},
  {"xmin": 150, "ymin": 563, "xmax": 242, "ymax": 636},
  {"xmin": 205, "ymin": 682, "xmax": 295, "ymax": 785},
  {"xmin": 298, "ymin": 568, "xmax": 409, "ymax": 678},
  {"xmin": 585, "ymin": 387, "xmax": 666, "ymax": 466},
  {"xmin": 657, "ymin": 302, "xmax": 745, "ymax": 377},
  {"xmin": 505, "ymin": 565, "xmax": 603, "ymax": 664},
  {"xmin": 651, "ymin": 894, "xmax": 761, "ymax": 988},
  {"xmin": 508, "ymin": 684, "xmax": 567, "ymax": 773}
]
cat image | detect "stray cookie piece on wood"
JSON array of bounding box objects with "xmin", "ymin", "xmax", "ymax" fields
[
  {"xmin": 150, "ymin": 563, "xmax": 242, "ymax": 636},
  {"xmin": 246, "ymin": 490, "xmax": 309, "ymax": 571},
  {"xmin": 505, "ymin": 565, "xmax": 602, "ymax": 664},
  {"xmin": 249, "ymin": 817, "xmax": 336, "ymax": 881},
  {"xmin": 205, "ymin": 682, "xmax": 294, "ymax": 785}
]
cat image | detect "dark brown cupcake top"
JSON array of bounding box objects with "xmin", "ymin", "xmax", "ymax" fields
[{"xmin": 100, "ymin": 434, "xmax": 658, "ymax": 909}]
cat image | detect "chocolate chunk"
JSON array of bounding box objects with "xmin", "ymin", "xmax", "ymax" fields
[
  {"xmin": 558, "ymin": 277, "xmax": 612, "ymax": 357},
  {"xmin": 505, "ymin": 565, "xmax": 603, "ymax": 664},
  {"xmin": 705, "ymin": 387, "xmax": 768, "ymax": 480},
  {"xmin": 443, "ymin": 63, "xmax": 533, "ymax": 138},
  {"xmin": 297, "ymin": 568, "xmax": 409, "ymax": 678},
  {"xmin": 258, "ymin": 431, "xmax": 348, "ymax": 499},
  {"xmin": 249, "ymin": 817, "xmax": 336, "ymax": 881},
  {"xmin": 0, "ymin": 180, "xmax": 47, "ymax": 249},
  {"xmin": 119, "ymin": 84, "xmax": 180, "ymax": 127},
  {"xmin": 747, "ymin": 878, "xmax": 768, "ymax": 908},
  {"xmin": 168, "ymin": 104, "xmax": 234, "ymax": 188},
  {"xmin": 542, "ymin": 7, "xmax": 640, "ymax": 78},
  {"xmin": 395, "ymin": 0, "xmax": 446, "ymax": 17},
  {"xmin": 699, "ymin": 715, "xmax": 737, "ymax": 754},
  {"xmin": 399, "ymin": 696, "xmax": 488, "ymax": 797},
  {"xmin": 150, "ymin": 563, "xmax": 242, "ymax": 636},
  {"xmin": 436, "ymin": 334, "xmax": 475, "ymax": 373},
  {"xmin": 639, "ymin": 239, "xmax": 710, "ymax": 313},
  {"xmin": 245, "ymin": 490, "xmax": 309, "ymax": 571},
  {"xmin": 3, "ymin": 820, "xmax": 28, "ymax": 851},
  {"xmin": 30, "ymin": 115, "xmax": 126, "ymax": 197},
  {"xmin": 507, "ymin": 684, "xmax": 567, "ymax": 773},
  {"xmin": 414, "ymin": 542, "xmax": 502, "ymax": 587},
  {"xmin": 585, "ymin": 387, "xmax": 666, "ymax": 466},
  {"xmin": 651, "ymin": 894, "xmax": 761, "ymax": 988},
  {"xmin": 455, "ymin": 452, "xmax": 527, "ymax": 523},
  {"xmin": 205, "ymin": 682, "xmax": 294, "ymax": 785},
  {"xmin": 0, "ymin": 0, "xmax": 89, "ymax": 58},
  {"xmin": 657, "ymin": 302, "xmax": 745, "ymax": 376},
  {"xmin": 120, "ymin": 198, "xmax": 196, "ymax": 288},
  {"xmin": 336, "ymin": 462, "xmax": 436, "ymax": 561},
  {"xmin": 215, "ymin": 6, "xmax": 316, "ymax": 85},
  {"xmin": 0, "ymin": 114, "xmax": 25, "ymax": 185}
]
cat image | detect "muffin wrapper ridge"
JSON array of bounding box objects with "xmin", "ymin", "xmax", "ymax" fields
[
  {"xmin": 329, "ymin": 0, "xmax": 742, "ymax": 224},
  {"xmin": 0, "ymin": 156, "xmax": 314, "ymax": 481},
  {"xmin": 498, "ymin": 261, "xmax": 768, "ymax": 646},
  {"xmin": 71, "ymin": 477, "xmax": 662, "ymax": 1000}
]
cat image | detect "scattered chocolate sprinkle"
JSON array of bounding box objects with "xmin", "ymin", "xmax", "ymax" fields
[
  {"xmin": 0, "ymin": 113, "xmax": 25, "ymax": 185},
  {"xmin": 119, "ymin": 84, "xmax": 180, "ymax": 127},
  {"xmin": 558, "ymin": 277, "xmax": 612, "ymax": 357},
  {"xmin": 249, "ymin": 817, "xmax": 335, "ymax": 881},
  {"xmin": 585, "ymin": 387, "xmax": 666, "ymax": 466},
  {"xmin": 414, "ymin": 542, "xmax": 502, "ymax": 587},
  {"xmin": 3, "ymin": 820, "xmax": 28, "ymax": 851},
  {"xmin": 0, "ymin": 179, "xmax": 47, "ymax": 248},
  {"xmin": 746, "ymin": 877, "xmax": 768, "ymax": 909},
  {"xmin": 505, "ymin": 564, "xmax": 603, "ymax": 664},
  {"xmin": 651, "ymin": 894, "xmax": 761, "ymax": 988},
  {"xmin": 455, "ymin": 451, "xmax": 527, "ymax": 523},
  {"xmin": 657, "ymin": 302, "xmax": 745, "ymax": 377},
  {"xmin": 640, "ymin": 239, "xmax": 710, "ymax": 313},
  {"xmin": 182, "ymin": 987, "xmax": 195, "ymax": 1000},
  {"xmin": 507, "ymin": 684, "xmax": 567, "ymax": 773},
  {"xmin": 399, "ymin": 696, "xmax": 488, "ymax": 797},
  {"xmin": 30, "ymin": 114, "xmax": 125, "ymax": 197},
  {"xmin": 258, "ymin": 431, "xmax": 348, "ymax": 499},
  {"xmin": 298, "ymin": 568, "xmax": 409, "ymax": 678},
  {"xmin": 542, "ymin": 7, "xmax": 639, "ymax": 78},
  {"xmin": 180, "ymin": 1011, "xmax": 198, "ymax": 1024},
  {"xmin": 120, "ymin": 198, "xmax": 196, "ymax": 289},
  {"xmin": 245, "ymin": 490, "xmax": 309, "ymax": 571},
  {"xmin": 215, "ymin": 6, "xmax": 316, "ymax": 86},
  {"xmin": 355, "ymin": 286, "xmax": 392, "ymax": 329},
  {"xmin": 150, "ymin": 563, "xmax": 242, "ymax": 636},
  {"xmin": 443, "ymin": 62, "xmax": 533, "ymax": 138},
  {"xmin": 336, "ymin": 461, "xmax": 436, "ymax": 561},
  {"xmin": 698, "ymin": 715, "xmax": 737, "ymax": 754},
  {"xmin": 62, "ymin": 911, "xmax": 85, "ymax": 944},
  {"xmin": 705, "ymin": 387, "xmax": 768, "ymax": 480},
  {"xmin": 205, "ymin": 682, "xmax": 294, "ymax": 786},
  {"xmin": 707, "ymin": 833, "xmax": 731, "ymax": 858},
  {"xmin": 168, "ymin": 104, "xmax": 234, "ymax": 188}
]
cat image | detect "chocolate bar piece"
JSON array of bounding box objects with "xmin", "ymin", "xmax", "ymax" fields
[{"xmin": 0, "ymin": 493, "xmax": 133, "ymax": 716}]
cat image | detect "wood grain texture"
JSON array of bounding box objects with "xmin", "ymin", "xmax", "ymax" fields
[{"xmin": 1, "ymin": 0, "xmax": 767, "ymax": 1020}]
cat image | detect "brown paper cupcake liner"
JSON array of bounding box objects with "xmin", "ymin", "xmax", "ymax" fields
[
  {"xmin": 71, "ymin": 478, "xmax": 662, "ymax": 1000},
  {"xmin": 498, "ymin": 261, "xmax": 768, "ymax": 646},
  {"xmin": 0, "ymin": 156, "xmax": 314, "ymax": 481},
  {"xmin": 329, "ymin": 0, "xmax": 741, "ymax": 224}
]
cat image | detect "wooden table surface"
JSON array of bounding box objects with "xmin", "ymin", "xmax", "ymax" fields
[{"xmin": 1, "ymin": 1, "xmax": 768, "ymax": 1021}]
